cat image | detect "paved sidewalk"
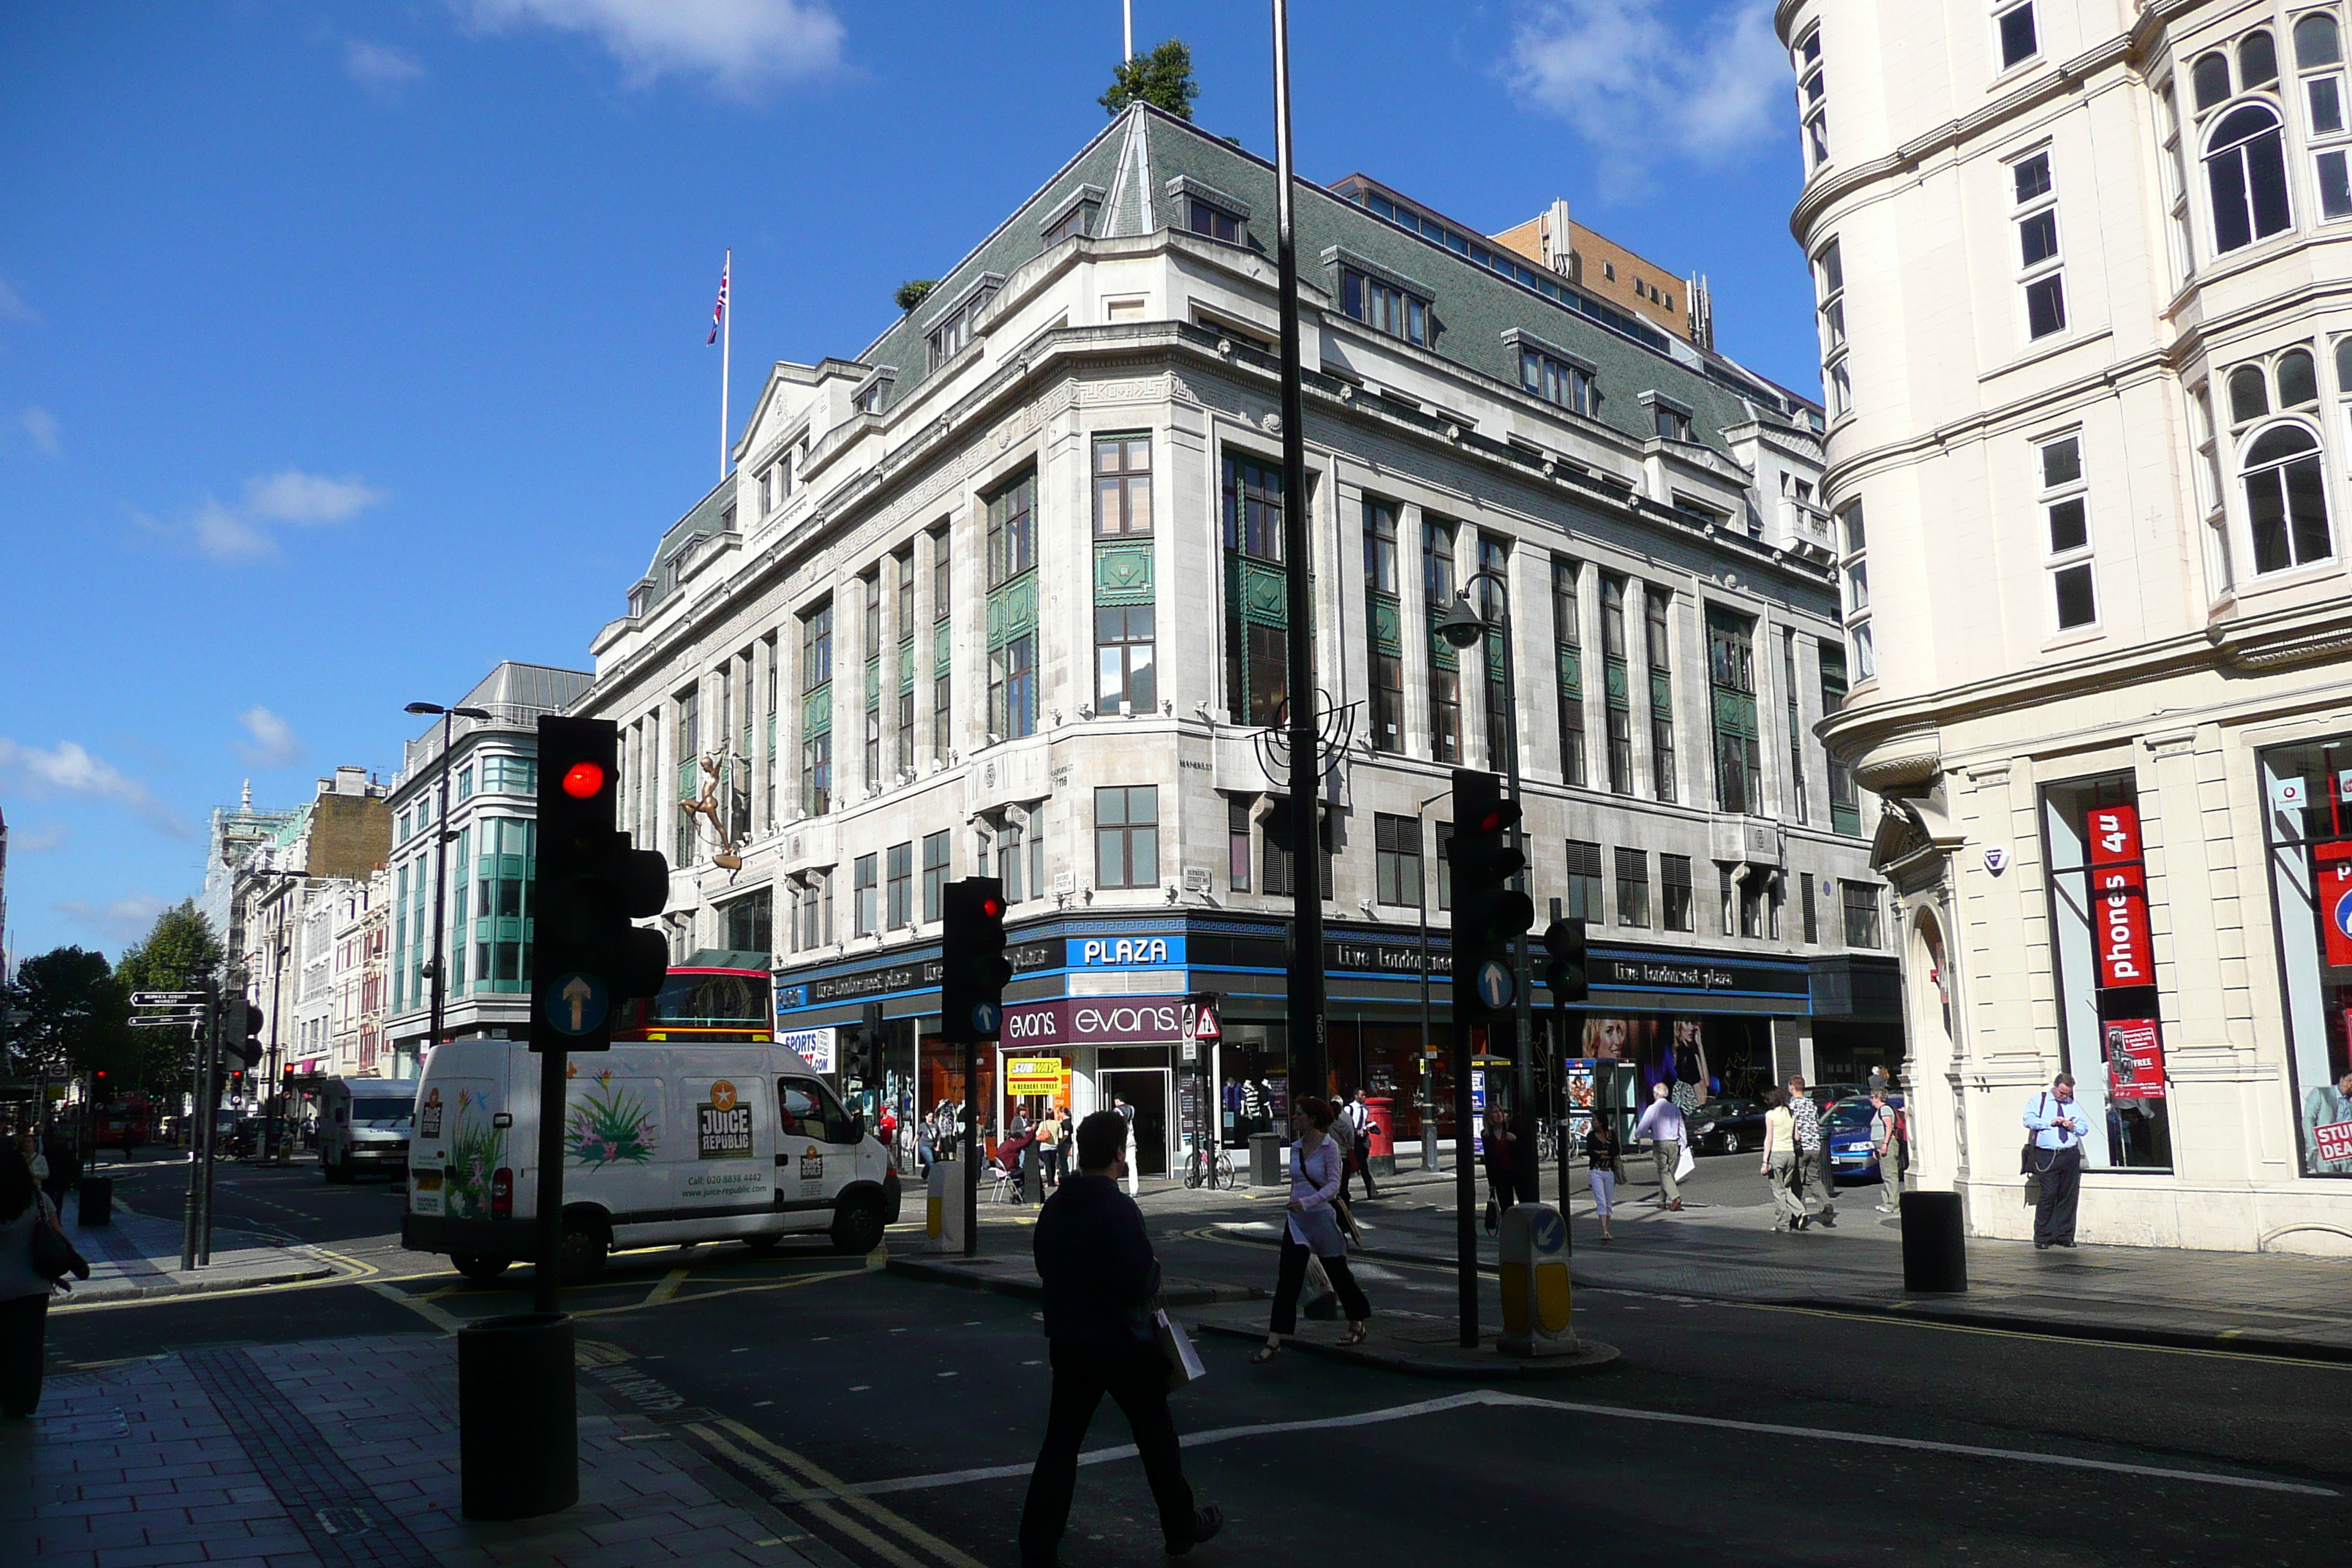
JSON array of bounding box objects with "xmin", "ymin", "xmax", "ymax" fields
[
  {"xmin": 53, "ymin": 1186, "xmax": 336, "ymax": 1305},
  {"xmin": 11, "ymin": 1334, "xmax": 815, "ymax": 1568}
]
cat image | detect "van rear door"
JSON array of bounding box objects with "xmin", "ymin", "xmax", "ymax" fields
[{"xmin": 410, "ymin": 1065, "xmax": 510, "ymax": 1221}]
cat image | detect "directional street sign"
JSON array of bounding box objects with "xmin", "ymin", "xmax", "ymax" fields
[
  {"xmin": 130, "ymin": 1013, "xmax": 206, "ymax": 1028},
  {"xmin": 970, "ymin": 1001, "xmax": 1000, "ymax": 1038},
  {"xmin": 547, "ymin": 973, "xmax": 608, "ymax": 1037},
  {"xmin": 132, "ymin": 991, "xmax": 207, "ymax": 1007},
  {"xmin": 1475, "ymin": 960, "xmax": 1515, "ymax": 1011}
]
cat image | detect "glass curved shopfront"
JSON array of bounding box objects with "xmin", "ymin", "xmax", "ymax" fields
[{"xmin": 2259, "ymin": 739, "xmax": 2352, "ymax": 1177}]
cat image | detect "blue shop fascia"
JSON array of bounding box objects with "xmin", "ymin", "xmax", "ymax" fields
[{"xmin": 772, "ymin": 910, "xmax": 1901, "ymax": 1165}]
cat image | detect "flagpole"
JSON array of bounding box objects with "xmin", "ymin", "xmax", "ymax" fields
[
  {"xmin": 720, "ymin": 248, "xmax": 732, "ymax": 480},
  {"xmin": 1124, "ymin": 0, "xmax": 1134, "ymax": 60}
]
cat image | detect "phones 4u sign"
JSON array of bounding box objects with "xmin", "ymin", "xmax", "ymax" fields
[{"xmin": 2087, "ymin": 804, "xmax": 2154, "ymax": 990}]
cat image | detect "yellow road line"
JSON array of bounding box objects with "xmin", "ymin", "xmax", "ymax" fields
[
  {"xmin": 644, "ymin": 1268, "xmax": 690, "ymax": 1307},
  {"xmin": 363, "ymin": 1279, "xmax": 465, "ymax": 1334},
  {"xmin": 568, "ymin": 1263, "xmax": 862, "ymax": 1320},
  {"xmin": 688, "ymin": 1423, "xmax": 932, "ymax": 1568},
  {"xmin": 713, "ymin": 1417, "xmax": 990, "ymax": 1568}
]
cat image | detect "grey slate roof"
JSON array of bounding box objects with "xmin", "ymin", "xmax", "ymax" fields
[
  {"xmin": 633, "ymin": 476, "xmax": 741, "ymax": 615},
  {"xmin": 853, "ymin": 105, "xmax": 1817, "ymax": 461}
]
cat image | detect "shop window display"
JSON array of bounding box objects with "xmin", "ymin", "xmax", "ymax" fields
[
  {"xmin": 2040, "ymin": 772, "xmax": 2173, "ymax": 1171},
  {"xmin": 2259, "ymin": 738, "xmax": 2352, "ymax": 1175}
]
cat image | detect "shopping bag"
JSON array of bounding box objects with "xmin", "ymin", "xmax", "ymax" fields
[
  {"xmin": 1155, "ymin": 1308, "xmax": 1205, "ymax": 1392},
  {"xmin": 1673, "ymin": 1142, "xmax": 1697, "ymax": 1183}
]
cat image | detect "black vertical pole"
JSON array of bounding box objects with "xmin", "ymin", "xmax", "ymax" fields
[
  {"xmin": 1271, "ymin": 0, "xmax": 1325, "ymax": 1107},
  {"xmin": 532, "ymin": 1042, "xmax": 568, "ymax": 1313},
  {"xmin": 1453, "ymin": 1012, "xmax": 1477, "ymax": 1347},
  {"xmin": 962, "ymin": 1036, "xmax": 979, "ymax": 1256}
]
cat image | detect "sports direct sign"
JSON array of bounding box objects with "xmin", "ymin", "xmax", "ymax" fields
[{"xmin": 2087, "ymin": 804, "xmax": 2153, "ymax": 989}]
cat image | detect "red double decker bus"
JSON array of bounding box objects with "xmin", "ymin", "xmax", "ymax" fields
[{"xmin": 611, "ymin": 965, "xmax": 772, "ymax": 1045}]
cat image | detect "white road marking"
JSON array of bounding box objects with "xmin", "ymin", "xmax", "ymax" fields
[{"xmin": 845, "ymin": 1388, "xmax": 2337, "ymax": 1499}]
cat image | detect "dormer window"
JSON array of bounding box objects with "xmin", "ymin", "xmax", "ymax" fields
[
  {"xmin": 1040, "ymin": 182, "xmax": 1106, "ymax": 244},
  {"xmin": 1324, "ymin": 248, "xmax": 1431, "ymax": 347},
  {"xmin": 924, "ymin": 274, "xmax": 1003, "ymax": 371},
  {"xmin": 1165, "ymin": 176, "xmax": 1250, "ymax": 246},
  {"xmin": 852, "ymin": 368, "xmax": 896, "ymax": 415},
  {"xmin": 1642, "ymin": 391, "xmax": 1695, "ymax": 442},
  {"xmin": 1188, "ymin": 198, "xmax": 1242, "ymax": 244}
]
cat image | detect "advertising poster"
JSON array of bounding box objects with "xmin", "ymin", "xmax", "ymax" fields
[
  {"xmin": 2315, "ymin": 841, "xmax": 2352, "ymax": 969},
  {"xmin": 2087, "ymin": 803, "xmax": 2154, "ymax": 990},
  {"xmin": 2101, "ymin": 1021, "xmax": 2166, "ymax": 1101},
  {"xmin": 1564, "ymin": 1059, "xmax": 1597, "ymax": 1142}
]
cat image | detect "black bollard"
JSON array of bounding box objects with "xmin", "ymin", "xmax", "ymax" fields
[
  {"xmin": 1900, "ymin": 1190, "xmax": 1968, "ymax": 1293},
  {"xmin": 459, "ymin": 1311, "xmax": 578, "ymax": 1519}
]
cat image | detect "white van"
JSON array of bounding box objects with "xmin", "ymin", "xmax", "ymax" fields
[
  {"xmin": 318, "ymin": 1078, "xmax": 419, "ymax": 1182},
  {"xmin": 400, "ymin": 1039, "xmax": 900, "ymax": 1283}
]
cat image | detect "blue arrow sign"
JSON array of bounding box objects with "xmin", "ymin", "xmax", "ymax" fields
[
  {"xmin": 970, "ymin": 1001, "xmax": 1000, "ymax": 1036},
  {"xmin": 1476, "ymin": 960, "xmax": 1514, "ymax": 1011},
  {"xmin": 547, "ymin": 973, "xmax": 608, "ymax": 1036}
]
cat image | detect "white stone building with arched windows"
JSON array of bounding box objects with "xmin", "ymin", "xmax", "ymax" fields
[{"xmin": 1783, "ymin": 0, "xmax": 2352, "ymax": 1254}]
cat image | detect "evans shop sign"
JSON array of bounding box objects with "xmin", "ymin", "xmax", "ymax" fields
[{"xmin": 1002, "ymin": 997, "xmax": 1186, "ymax": 1044}]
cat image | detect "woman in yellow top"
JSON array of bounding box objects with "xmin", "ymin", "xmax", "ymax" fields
[{"xmin": 1760, "ymin": 1089, "xmax": 1807, "ymax": 1232}]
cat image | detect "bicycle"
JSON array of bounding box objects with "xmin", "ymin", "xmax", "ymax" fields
[{"xmin": 1183, "ymin": 1145, "xmax": 1237, "ymax": 1189}]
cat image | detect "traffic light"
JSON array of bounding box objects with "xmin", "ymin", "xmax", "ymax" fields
[
  {"xmin": 848, "ymin": 1000, "xmax": 886, "ymax": 1083},
  {"xmin": 223, "ymin": 995, "xmax": 265, "ymax": 1072},
  {"xmin": 92, "ymin": 1068, "xmax": 109, "ymax": 1101},
  {"xmin": 1542, "ymin": 916, "xmax": 1588, "ymax": 1021},
  {"xmin": 1450, "ymin": 768, "xmax": 1533, "ymax": 1022},
  {"xmin": 530, "ymin": 716, "xmax": 671, "ymax": 1053},
  {"xmin": 940, "ymin": 878, "xmax": 1011, "ymax": 1044}
]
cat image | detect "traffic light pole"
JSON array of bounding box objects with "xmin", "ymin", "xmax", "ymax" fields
[
  {"xmin": 181, "ymin": 975, "xmax": 217, "ymax": 1272},
  {"xmin": 962, "ymin": 1034, "xmax": 979, "ymax": 1257},
  {"xmin": 1452, "ymin": 1003, "xmax": 1478, "ymax": 1348},
  {"xmin": 1271, "ymin": 0, "xmax": 1327, "ymax": 1107},
  {"xmin": 1461, "ymin": 566, "xmax": 1536, "ymax": 1191},
  {"xmin": 532, "ymin": 1040, "xmax": 568, "ymax": 1315}
]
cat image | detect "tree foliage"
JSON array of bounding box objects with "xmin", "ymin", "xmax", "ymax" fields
[
  {"xmin": 894, "ymin": 279, "xmax": 937, "ymax": 314},
  {"xmin": 1, "ymin": 946, "xmax": 133, "ymax": 1087},
  {"xmin": 116, "ymin": 900, "xmax": 225, "ymax": 1093},
  {"xmin": 1101, "ymin": 39, "xmax": 1199, "ymax": 121}
]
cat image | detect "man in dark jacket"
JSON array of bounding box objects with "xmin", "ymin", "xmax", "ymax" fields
[{"xmin": 1018, "ymin": 1111, "xmax": 1221, "ymax": 1567}]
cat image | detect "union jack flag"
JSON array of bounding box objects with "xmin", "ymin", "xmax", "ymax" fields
[{"xmin": 706, "ymin": 256, "xmax": 729, "ymax": 344}]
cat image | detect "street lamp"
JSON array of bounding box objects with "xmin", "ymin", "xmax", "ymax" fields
[
  {"xmin": 406, "ymin": 701, "xmax": 493, "ymax": 1060},
  {"xmin": 1434, "ymin": 573, "xmax": 1538, "ymax": 1193}
]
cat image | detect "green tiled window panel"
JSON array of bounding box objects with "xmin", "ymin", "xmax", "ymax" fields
[
  {"xmin": 864, "ymin": 658, "xmax": 881, "ymax": 707},
  {"xmin": 803, "ymin": 684, "xmax": 832, "ymax": 736},
  {"xmin": 987, "ymin": 571, "xmax": 1039, "ymax": 649},
  {"xmin": 1368, "ymin": 594, "xmax": 1401, "ymax": 655},
  {"xmin": 1651, "ymin": 671, "xmax": 1673, "ymax": 715},
  {"xmin": 1603, "ymin": 657, "xmax": 1628, "ymax": 704},
  {"xmin": 898, "ymin": 639, "xmax": 916, "ymax": 694},
  {"xmin": 1557, "ymin": 646, "xmax": 1582, "ymax": 694},
  {"xmin": 1094, "ymin": 540, "xmax": 1155, "ymax": 605},
  {"xmin": 934, "ymin": 622, "xmax": 952, "ymax": 674},
  {"xmin": 1428, "ymin": 608, "xmax": 1459, "ymax": 671}
]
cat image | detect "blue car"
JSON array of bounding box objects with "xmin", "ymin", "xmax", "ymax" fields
[{"xmin": 1825, "ymin": 1096, "xmax": 1904, "ymax": 1185}]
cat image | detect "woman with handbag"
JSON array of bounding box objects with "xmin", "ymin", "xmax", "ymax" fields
[
  {"xmin": 1, "ymin": 1141, "xmax": 82, "ymax": 1419},
  {"xmin": 1252, "ymin": 1098, "xmax": 1371, "ymax": 1362},
  {"xmin": 1583, "ymin": 1116, "xmax": 1627, "ymax": 1242}
]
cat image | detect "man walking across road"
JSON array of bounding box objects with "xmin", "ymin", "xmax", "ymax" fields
[
  {"xmin": 2024, "ymin": 1073, "xmax": 2091, "ymax": 1248},
  {"xmin": 1019, "ymin": 1112, "xmax": 1221, "ymax": 1567},
  {"xmin": 1634, "ymin": 1081, "xmax": 1686, "ymax": 1211},
  {"xmin": 1869, "ymin": 1088, "xmax": 1904, "ymax": 1213},
  {"xmin": 1786, "ymin": 1076, "xmax": 1836, "ymax": 1229}
]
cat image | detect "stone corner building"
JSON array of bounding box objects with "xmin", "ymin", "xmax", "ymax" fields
[
  {"xmin": 579, "ymin": 105, "xmax": 1896, "ymax": 1176},
  {"xmin": 1783, "ymin": 0, "xmax": 2352, "ymax": 1252}
]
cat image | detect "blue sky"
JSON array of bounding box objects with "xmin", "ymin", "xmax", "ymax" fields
[{"xmin": 0, "ymin": 0, "xmax": 1810, "ymax": 964}]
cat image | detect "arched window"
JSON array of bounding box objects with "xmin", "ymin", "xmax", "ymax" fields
[
  {"xmin": 2207, "ymin": 103, "xmax": 2293, "ymax": 251},
  {"xmin": 2242, "ymin": 29, "xmax": 2281, "ymax": 89},
  {"xmin": 2280, "ymin": 346, "xmax": 2320, "ymax": 405},
  {"xmin": 2193, "ymin": 50, "xmax": 2234, "ymax": 110},
  {"xmin": 2230, "ymin": 363, "xmax": 2272, "ymax": 423},
  {"xmin": 2297, "ymin": 12, "xmax": 2342, "ymax": 69},
  {"xmin": 2242, "ymin": 423, "xmax": 2334, "ymax": 572}
]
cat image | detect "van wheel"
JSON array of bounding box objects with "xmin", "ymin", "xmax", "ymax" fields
[
  {"xmin": 829, "ymin": 1197, "xmax": 885, "ymax": 1256},
  {"xmin": 453, "ymin": 1254, "xmax": 509, "ymax": 1284},
  {"xmin": 559, "ymin": 1214, "xmax": 609, "ymax": 1284},
  {"xmin": 742, "ymin": 1232, "xmax": 784, "ymax": 1255}
]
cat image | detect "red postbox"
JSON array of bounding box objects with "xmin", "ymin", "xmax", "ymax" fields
[{"xmin": 1363, "ymin": 1096, "xmax": 1395, "ymax": 1159}]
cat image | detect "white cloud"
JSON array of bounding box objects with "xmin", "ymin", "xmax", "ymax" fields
[
  {"xmin": 345, "ymin": 39, "xmax": 426, "ymax": 95},
  {"xmin": 454, "ymin": 0, "xmax": 844, "ymax": 98},
  {"xmin": 9, "ymin": 822, "xmax": 65, "ymax": 852},
  {"xmin": 234, "ymin": 706, "xmax": 306, "ymax": 769},
  {"xmin": 21, "ymin": 405, "xmax": 59, "ymax": 456},
  {"xmin": 154, "ymin": 470, "xmax": 389, "ymax": 561},
  {"xmin": 55, "ymin": 894, "xmax": 170, "ymax": 946},
  {"xmin": 0, "ymin": 276, "xmax": 30, "ymax": 323},
  {"xmin": 1507, "ymin": 0, "xmax": 1791, "ymax": 186},
  {"xmin": 0, "ymin": 738, "xmax": 193, "ymax": 838}
]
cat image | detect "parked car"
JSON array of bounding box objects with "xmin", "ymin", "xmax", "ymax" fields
[
  {"xmin": 1688, "ymin": 1097, "xmax": 1768, "ymax": 1155},
  {"xmin": 1825, "ymin": 1095, "xmax": 1906, "ymax": 1184}
]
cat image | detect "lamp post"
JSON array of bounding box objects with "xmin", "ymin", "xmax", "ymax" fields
[
  {"xmin": 1434, "ymin": 573, "xmax": 1537, "ymax": 1188},
  {"xmin": 405, "ymin": 702, "xmax": 493, "ymax": 1060},
  {"xmin": 1414, "ymin": 785, "xmax": 1449, "ymax": 1172}
]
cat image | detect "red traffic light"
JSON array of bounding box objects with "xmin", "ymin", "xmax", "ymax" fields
[
  {"xmin": 1474, "ymin": 801, "xmax": 1523, "ymax": 834},
  {"xmin": 561, "ymin": 761, "xmax": 605, "ymax": 799},
  {"xmin": 980, "ymin": 895, "xmax": 1004, "ymax": 919}
]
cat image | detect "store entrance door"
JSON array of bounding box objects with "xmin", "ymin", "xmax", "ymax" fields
[{"xmin": 1097, "ymin": 1069, "xmax": 1171, "ymax": 1177}]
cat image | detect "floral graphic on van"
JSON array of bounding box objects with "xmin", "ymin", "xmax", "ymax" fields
[
  {"xmin": 568, "ymin": 1069, "xmax": 657, "ymax": 1168},
  {"xmin": 445, "ymin": 1088, "xmax": 507, "ymax": 1220}
]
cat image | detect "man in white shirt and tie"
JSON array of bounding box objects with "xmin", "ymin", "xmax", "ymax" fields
[{"xmin": 2024, "ymin": 1072, "xmax": 2091, "ymax": 1248}]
